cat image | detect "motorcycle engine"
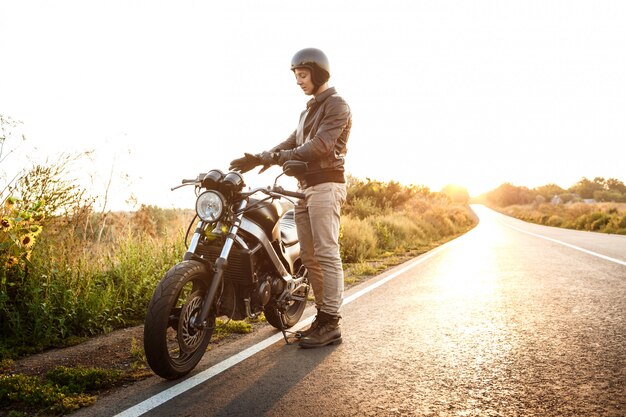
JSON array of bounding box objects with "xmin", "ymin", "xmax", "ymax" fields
[{"xmin": 256, "ymin": 278, "xmax": 272, "ymax": 306}]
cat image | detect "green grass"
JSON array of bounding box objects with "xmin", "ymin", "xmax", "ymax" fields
[{"xmin": 0, "ymin": 366, "xmax": 125, "ymax": 415}]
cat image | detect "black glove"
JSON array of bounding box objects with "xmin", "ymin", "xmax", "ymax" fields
[
  {"xmin": 256, "ymin": 151, "xmax": 280, "ymax": 174},
  {"xmin": 282, "ymin": 159, "xmax": 309, "ymax": 178},
  {"xmin": 229, "ymin": 153, "xmax": 261, "ymax": 173}
]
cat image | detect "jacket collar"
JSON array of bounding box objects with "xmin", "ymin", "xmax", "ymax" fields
[{"xmin": 307, "ymin": 87, "xmax": 336, "ymax": 109}]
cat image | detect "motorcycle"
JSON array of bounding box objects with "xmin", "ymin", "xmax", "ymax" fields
[{"xmin": 143, "ymin": 167, "xmax": 309, "ymax": 380}]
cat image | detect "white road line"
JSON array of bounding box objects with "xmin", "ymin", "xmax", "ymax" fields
[
  {"xmin": 503, "ymin": 222, "xmax": 626, "ymax": 267},
  {"xmin": 114, "ymin": 242, "xmax": 452, "ymax": 417}
]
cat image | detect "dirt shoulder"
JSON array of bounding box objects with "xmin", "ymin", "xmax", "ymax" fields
[{"xmin": 7, "ymin": 325, "xmax": 147, "ymax": 377}]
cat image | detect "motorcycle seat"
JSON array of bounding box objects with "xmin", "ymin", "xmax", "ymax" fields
[{"xmin": 280, "ymin": 210, "xmax": 298, "ymax": 247}]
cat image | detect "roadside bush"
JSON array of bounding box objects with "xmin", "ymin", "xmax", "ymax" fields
[
  {"xmin": 547, "ymin": 215, "xmax": 564, "ymax": 227},
  {"xmin": 340, "ymin": 215, "xmax": 377, "ymax": 262},
  {"xmin": 339, "ymin": 181, "xmax": 475, "ymax": 263},
  {"xmin": 344, "ymin": 196, "xmax": 381, "ymax": 219},
  {"xmin": 0, "ymin": 221, "xmax": 186, "ymax": 358},
  {"xmin": 590, "ymin": 212, "xmax": 610, "ymax": 231},
  {"xmin": 370, "ymin": 213, "xmax": 425, "ymax": 252}
]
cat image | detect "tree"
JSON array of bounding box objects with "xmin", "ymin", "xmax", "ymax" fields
[
  {"xmin": 606, "ymin": 178, "xmax": 626, "ymax": 194},
  {"xmin": 569, "ymin": 177, "xmax": 605, "ymax": 199},
  {"xmin": 534, "ymin": 183, "xmax": 566, "ymax": 201},
  {"xmin": 486, "ymin": 183, "xmax": 535, "ymax": 207}
]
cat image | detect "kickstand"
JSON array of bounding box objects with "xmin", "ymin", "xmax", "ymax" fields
[{"xmin": 277, "ymin": 309, "xmax": 297, "ymax": 345}]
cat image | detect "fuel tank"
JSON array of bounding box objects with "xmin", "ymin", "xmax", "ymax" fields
[{"xmin": 243, "ymin": 198, "xmax": 285, "ymax": 241}]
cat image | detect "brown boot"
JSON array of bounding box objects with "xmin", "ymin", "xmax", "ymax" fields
[
  {"xmin": 299, "ymin": 312, "xmax": 342, "ymax": 349},
  {"xmin": 295, "ymin": 308, "xmax": 320, "ymax": 339}
]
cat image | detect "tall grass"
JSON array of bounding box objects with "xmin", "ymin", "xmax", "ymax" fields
[
  {"xmin": 0, "ymin": 209, "xmax": 188, "ymax": 358},
  {"xmin": 340, "ymin": 178, "xmax": 475, "ymax": 262}
]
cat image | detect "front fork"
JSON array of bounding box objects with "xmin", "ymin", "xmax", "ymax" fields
[{"xmin": 187, "ymin": 200, "xmax": 248, "ymax": 329}]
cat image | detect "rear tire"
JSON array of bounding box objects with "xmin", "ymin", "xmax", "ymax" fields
[
  {"xmin": 264, "ymin": 270, "xmax": 309, "ymax": 329},
  {"xmin": 265, "ymin": 297, "xmax": 307, "ymax": 329},
  {"xmin": 144, "ymin": 260, "xmax": 215, "ymax": 380}
]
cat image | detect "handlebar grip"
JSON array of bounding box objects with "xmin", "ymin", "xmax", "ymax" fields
[
  {"xmin": 281, "ymin": 190, "xmax": 306, "ymax": 200},
  {"xmin": 273, "ymin": 186, "xmax": 305, "ymax": 200}
]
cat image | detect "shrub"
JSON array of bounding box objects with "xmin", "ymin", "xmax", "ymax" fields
[
  {"xmin": 547, "ymin": 215, "xmax": 564, "ymax": 227},
  {"xmin": 344, "ymin": 196, "xmax": 381, "ymax": 219},
  {"xmin": 590, "ymin": 212, "xmax": 610, "ymax": 231},
  {"xmin": 340, "ymin": 215, "xmax": 377, "ymax": 262},
  {"xmin": 369, "ymin": 213, "xmax": 425, "ymax": 252}
]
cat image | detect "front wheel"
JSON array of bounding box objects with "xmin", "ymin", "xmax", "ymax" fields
[{"xmin": 143, "ymin": 260, "xmax": 215, "ymax": 380}]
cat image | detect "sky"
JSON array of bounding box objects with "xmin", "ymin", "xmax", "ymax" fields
[{"xmin": 1, "ymin": 0, "xmax": 625, "ymax": 210}]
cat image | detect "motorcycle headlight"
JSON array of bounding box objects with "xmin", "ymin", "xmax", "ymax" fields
[{"xmin": 196, "ymin": 191, "xmax": 224, "ymax": 222}]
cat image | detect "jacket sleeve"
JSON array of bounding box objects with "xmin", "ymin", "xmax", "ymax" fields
[
  {"xmin": 276, "ymin": 97, "xmax": 351, "ymax": 165},
  {"xmin": 269, "ymin": 130, "xmax": 297, "ymax": 153}
]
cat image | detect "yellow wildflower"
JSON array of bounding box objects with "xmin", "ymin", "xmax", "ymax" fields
[
  {"xmin": 29, "ymin": 225, "xmax": 43, "ymax": 235},
  {"xmin": 0, "ymin": 217, "xmax": 11, "ymax": 231},
  {"xmin": 5, "ymin": 256, "xmax": 19, "ymax": 268},
  {"xmin": 21, "ymin": 233, "xmax": 36, "ymax": 249}
]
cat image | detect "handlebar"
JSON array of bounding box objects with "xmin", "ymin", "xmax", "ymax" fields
[
  {"xmin": 171, "ymin": 179, "xmax": 199, "ymax": 191},
  {"xmin": 171, "ymin": 173, "xmax": 306, "ymax": 200},
  {"xmin": 173, "ymin": 179, "xmax": 305, "ymax": 200},
  {"xmin": 271, "ymin": 186, "xmax": 305, "ymax": 200},
  {"xmin": 243, "ymin": 185, "xmax": 305, "ymax": 200}
]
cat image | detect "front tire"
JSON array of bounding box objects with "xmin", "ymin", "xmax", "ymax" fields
[{"xmin": 144, "ymin": 260, "xmax": 215, "ymax": 380}]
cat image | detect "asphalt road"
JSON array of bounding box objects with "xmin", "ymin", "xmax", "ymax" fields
[{"xmin": 79, "ymin": 205, "xmax": 626, "ymax": 417}]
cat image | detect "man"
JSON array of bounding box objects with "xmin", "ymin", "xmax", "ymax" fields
[{"xmin": 229, "ymin": 47, "xmax": 351, "ymax": 348}]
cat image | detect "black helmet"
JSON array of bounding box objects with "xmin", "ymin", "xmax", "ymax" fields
[{"xmin": 290, "ymin": 48, "xmax": 330, "ymax": 87}]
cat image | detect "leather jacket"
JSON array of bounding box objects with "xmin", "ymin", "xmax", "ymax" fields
[{"xmin": 270, "ymin": 87, "xmax": 351, "ymax": 187}]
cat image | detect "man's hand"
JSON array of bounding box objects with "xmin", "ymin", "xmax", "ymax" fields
[
  {"xmin": 256, "ymin": 151, "xmax": 279, "ymax": 174},
  {"xmin": 229, "ymin": 153, "xmax": 261, "ymax": 173}
]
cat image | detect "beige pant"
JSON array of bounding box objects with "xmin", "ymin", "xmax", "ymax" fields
[{"xmin": 295, "ymin": 182, "xmax": 347, "ymax": 316}]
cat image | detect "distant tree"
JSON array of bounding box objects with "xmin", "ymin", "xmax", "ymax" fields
[
  {"xmin": 593, "ymin": 190, "xmax": 623, "ymax": 202},
  {"xmin": 569, "ymin": 177, "xmax": 605, "ymax": 199},
  {"xmin": 534, "ymin": 183, "xmax": 566, "ymax": 201},
  {"xmin": 486, "ymin": 183, "xmax": 535, "ymax": 207},
  {"xmin": 558, "ymin": 193, "xmax": 579, "ymax": 203},
  {"xmin": 606, "ymin": 178, "xmax": 626, "ymax": 194}
]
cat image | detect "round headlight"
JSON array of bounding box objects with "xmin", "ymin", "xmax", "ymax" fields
[{"xmin": 196, "ymin": 191, "xmax": 224, "ymax": 222}]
